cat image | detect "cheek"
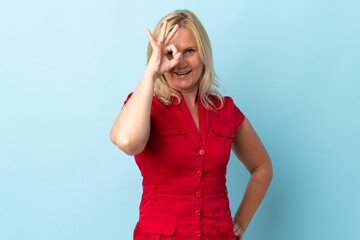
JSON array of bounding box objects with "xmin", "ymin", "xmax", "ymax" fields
[
  {"xmin": 163, "ymin": 72, "xmax": 172, "ymax": 80},
  {"xmin": 191, "ymin": 56, "xmax": 204, "ymax": 72},
  {"xmin": 192, "ymin": 62, "xmax": 204, "ymax": 77}
]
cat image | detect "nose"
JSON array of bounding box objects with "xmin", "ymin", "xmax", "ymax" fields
[{"xmin": 175, "ymin": 53, "xmax": 188, "ymax": 69}]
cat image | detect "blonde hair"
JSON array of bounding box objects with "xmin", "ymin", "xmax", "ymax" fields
[{"xmin": 147, "ymin": 9, "xmax": 225, "ymax": 111}]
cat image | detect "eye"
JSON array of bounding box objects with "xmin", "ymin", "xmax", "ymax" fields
[
  {"xmin": 167, "ymin": 51, "xmax": 173, "ymax": 59},
  {"xmin": 183, "ymin": 48, "xmax": 195, "ymax": 56}
]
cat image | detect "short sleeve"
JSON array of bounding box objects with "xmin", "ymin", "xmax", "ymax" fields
[
  {"xmin": 121, "ymin": 92, "xmax": 134, "ymax": 110},
  {"xmin": 230, "ymin": 98, "xmax": 245, "ymax": 131}
]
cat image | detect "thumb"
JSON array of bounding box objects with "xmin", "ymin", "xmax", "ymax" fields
[{"xmin": 169, "ymin": 52, "xmax": 182, "ymax": 69}]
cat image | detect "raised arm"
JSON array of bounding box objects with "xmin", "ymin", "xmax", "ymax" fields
[
  {"xmin": 231, "ymin": 117, "xmax": 273, "ymax": 239},
  {"xmin": 109, "ymin": 20, "xmax": 181, "ymax": 155}
]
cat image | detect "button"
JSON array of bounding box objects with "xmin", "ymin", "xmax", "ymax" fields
[
  {"xmin": 195, "ymin": 230, "xmax": 201, "ymax": 236},
  {"xmin": 195, "ymin": 191, "xmax": 201, "ymax": 197},
  {"xmin": 195, "ymin": 209, "xmax": 201, "ymax": 215},
  {"xmin": 196, "ymin": 170, "xmax": 202, "ymax": 176},
  {"xmin": 199, "ymin": 149, "xmax": 205, "ymax": 155}
]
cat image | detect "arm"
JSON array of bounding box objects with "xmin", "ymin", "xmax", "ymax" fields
[
  {"xmin": 109, "ymin": 20, "xmax": 181, "ymax": 156},
  {"xmin": 109, "ymin": 69, "xmax": 156, "ymax": 155},
  {"xmin": 231, "ymin": 117, "xmax": 273, "ymax": 238}
]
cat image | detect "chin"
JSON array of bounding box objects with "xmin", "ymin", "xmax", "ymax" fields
[{"xmin": 164, "ymin": 72, "xmax": 200, "ymax": 91}]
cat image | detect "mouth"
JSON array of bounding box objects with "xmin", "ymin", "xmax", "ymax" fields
[{"xmin": 174, "ymin": 70, "xmax": 192, "ymax": 76}]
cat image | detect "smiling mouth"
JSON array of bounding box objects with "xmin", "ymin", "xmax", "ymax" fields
[{"xmin": 174, "ymin": 70, "xmax": 192, "ymax": 76}]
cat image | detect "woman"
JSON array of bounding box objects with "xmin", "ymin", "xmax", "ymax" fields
[{"xmin": 110, "ymin": 9, "xmax": 273, "ymax": 240}]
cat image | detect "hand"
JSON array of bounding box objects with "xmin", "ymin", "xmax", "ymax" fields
[
  {"xmin": 145, "ymin": 20, "xmax": 182, "ymax": 78},
  {"xmin": 233, "ymin": 220, "xmax": 245, "ymax": 240}
]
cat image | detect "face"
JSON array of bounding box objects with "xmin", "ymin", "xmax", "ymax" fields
[{"xmin": 163, "ymin": 28, "xmax": 204, "ymax": 93}]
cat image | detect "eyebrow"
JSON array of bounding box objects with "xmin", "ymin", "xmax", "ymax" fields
[
  {"xmin": 181, "ymin": 46, "xmax": 197, "ymax": 51},
  {"xmin": 184, "ymin": 46, "xmax": 197, "ymax": 49}
]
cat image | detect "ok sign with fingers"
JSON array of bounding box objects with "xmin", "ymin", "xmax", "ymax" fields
[{"xmin": 146, "ymin": 20, "xmax": 182, "ymax": 78}]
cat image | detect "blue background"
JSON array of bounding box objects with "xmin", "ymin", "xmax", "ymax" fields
[{"xmin": 1, "ymin": 0, "xmax": 359, "ymax": 239}]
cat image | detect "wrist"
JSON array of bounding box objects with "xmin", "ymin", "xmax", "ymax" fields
[
  {"xmin": 232, "ymin": 219, "xmax": 246, "ymax": 236},
  {"xmin": 144, "ymin": 68, "xmax": 159, "ymax": 80},
  {"xmin": 238, "ymin": 224, "xmax": 246, "ymax": 234}
]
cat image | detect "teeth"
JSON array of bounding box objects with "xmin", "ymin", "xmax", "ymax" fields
[{"xmin": 175, "ymin": 70, "xmax": 191, "ymax": 75}]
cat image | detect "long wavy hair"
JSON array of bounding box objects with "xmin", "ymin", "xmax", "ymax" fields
[{"xmin": 147, "ymin": 9, "xmax": 225, "ymax": 111}]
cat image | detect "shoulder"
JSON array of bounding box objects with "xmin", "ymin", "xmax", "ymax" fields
[
  {"xmin": 208, "ymin": 94, "xmax": 237, "ymax": 112},
  {"xmin": 208, "ymin": 95, "xmax": 235, "ymax": 120},
  {"xmin": 125, "ymin": 91, "xmax": 133, "ymax": 98},
  {"xmin": 123, "ymin": 92, "xmax": 163, "ymax": 106},
  {"xmin": 123, "ymin": 92, "xmax": 134, "ymax": 105},
  {"xmin": 209, "ymin": 94, "xmax": 245, "ymax": 130},
  {"xmin": 223, "ymin": 96, "xmax": 237, "ymax": 110},
  {"xmin": 123, "ymin": 91, "xmax": 176, "ymax": 117}
]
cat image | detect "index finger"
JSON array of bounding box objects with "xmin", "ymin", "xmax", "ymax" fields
[
  {"xmin": 158, "ymin": 20, "xmax": 168, "ymax": 43},
  {"xmin": 164, "ymin": 24, "xmax": 179, "ymax": 45},
  {"xmin": 146, "ymin": 28, "xmax": 157, "ymax": 48}
]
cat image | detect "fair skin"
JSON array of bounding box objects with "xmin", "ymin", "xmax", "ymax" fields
[
  {"xmin": 231, "ymin": 118, "xmax": 273, "ymax": 239},
  {"xmin": 162, "ymin": 27, "xmax": 204, "ymax": 132},
  {"xmin": 110, "ymin": 20, "xmax": 273, "ymax": 239}
]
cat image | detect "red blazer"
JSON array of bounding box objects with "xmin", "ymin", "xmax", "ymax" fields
[{"xmin": 122, "ymin": 89, "xmax": 245, "ymax": 240}]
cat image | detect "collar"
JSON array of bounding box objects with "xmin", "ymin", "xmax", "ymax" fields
[{"xmin": 172, "ymin": 88, "xmax": 200, "ymax": 104}]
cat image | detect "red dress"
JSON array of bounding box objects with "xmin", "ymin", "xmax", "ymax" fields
[{"xmin": 122, "ymin": 89, "xmax": 245, "ymax": 240}]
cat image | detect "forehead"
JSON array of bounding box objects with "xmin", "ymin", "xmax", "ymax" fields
[{"xmin": 167, "ymin": 28, "xmax": 197, "ymax": 49}]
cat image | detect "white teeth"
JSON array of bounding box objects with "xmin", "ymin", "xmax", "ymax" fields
[{"xmin": 175, "ymin": 70, "xmax": 191, "ymax": 75}]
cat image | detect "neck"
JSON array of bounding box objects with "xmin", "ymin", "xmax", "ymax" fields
[{"xmin": 181, "ymin": 89, "xmax": 198, "ymax": 108}]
